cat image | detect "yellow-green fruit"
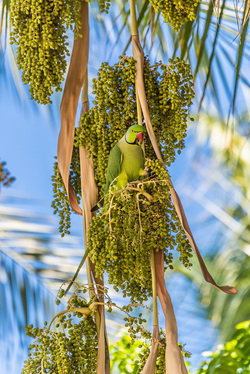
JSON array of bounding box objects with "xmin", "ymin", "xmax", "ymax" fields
[
  {"xmin": 51, "ymin": 55, "xmax": 194, "ymax": 303},
  {"xmin": 10, "ymin": 0, "xmax": 82, "ymax": 104},
  {"xmin": 149, "ymin": 0, "xmax": 201, "ymax": 31}
]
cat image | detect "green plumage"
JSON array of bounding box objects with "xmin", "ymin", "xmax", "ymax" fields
[
  {"xmin": 105, "ymin": 125, "xmax": 146, "ymax": 193},
  {"xmin": 91, "ymin": 125, "xmax": 146, "ymax": 212}
]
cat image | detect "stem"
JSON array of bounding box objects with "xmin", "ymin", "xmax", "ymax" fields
[
  {"xmin": 151, "ymin": 249, "xmax": 158, "ymax": 326},
  {"xmin": 113, "ymin": 186, "xmax": 152, "ymax": 201},
  {"xmin": 47, "ymin": 307, "xmax": 91, "ymax": 331},
  {"xmin": 130, "ymin": 0, "xmax": 143, "ymax": 125},
  {"xmin": 65, "ymin": 247, "xmax": 90, "ymax": 295},
  {"xmin": 81, "ymin": 75, "xmax": 89, "ymax": 282},
  {"xmin": 136, "ymin": 193, "xmax": 143, "ymax": 233},
  {"xmin": 136, "ymin": 88, "xmax": 143, "ymax": 126},
  {"xmin": 82, "ymin": 68, "xmax": 88, "ymax": 103},
  {"xmin": 81, "ymin": 71, "xmax": 102, "ymax": 338},
  {"xmin": 64, "ymin": 70, "xmax": 89, "ymax": 296},
  {"xmin": 129, "ymin": 0, "xmax": 138, "ymax": 36}
]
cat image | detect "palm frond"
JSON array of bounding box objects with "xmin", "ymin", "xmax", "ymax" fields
[
  {"xmin": 173, "ymin": 112, "xmax": 250, "ymax": 340},
  {"xmin": 193, "ymin": 1, "xmax": 215, "ymax": 80},
  {"xmin": 0, "ymin": 249, "xmax": 58, "ymax": 373},
  {"xmin": 231, "ymin": 4, "xmax": 249, "ymax": 113},
  {"xmin": 2, "ymin": 0, "xmax": 250, "ymax": 116},
  {"xmin": 0, "ymin": 192, "xmax": 88, "ymax": 373},
  {"xmin": 175, "ymin": 248, "xmax": 250, "ymax": 341},
  {"xmin": 199, "ymin": 0, "xmax": 226, "ymax": 110},
  {"xmin": 0, "ymin": 196, "xmax": 87, "ymax": 290},
  {"xmin": 101, "ymin": 1, "xmax": 250, "ymax": 118}
]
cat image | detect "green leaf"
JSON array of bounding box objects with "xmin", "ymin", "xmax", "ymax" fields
[
  {"xmin": 231, "ymin": 3, "xmax": 250, "ymax": 113},
  {"xmin": 199, "ymin": 0, "xmax": 226, "ymax": 110},
  {"xmin": 193, "ymin": 0, "xmax": 214, "ymax": 80}
]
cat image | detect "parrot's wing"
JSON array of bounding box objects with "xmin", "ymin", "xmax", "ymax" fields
[{"xmin": 105, "ymin": 143, "xmax": 123, "ymax": 193}]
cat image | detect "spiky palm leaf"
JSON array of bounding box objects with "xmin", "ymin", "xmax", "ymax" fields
[
  {"xmin": 0, "ymin": 192, "xmax": 88, "ymax": 373},
  {"xmin": 95, "ymin": 0, "xmax": 250, "ymax": 116},
  {"xmin": 1, "ymin": 0, "xmax": 250, "ymax": 116},
  {"xmin": 174, "ymin": 113, "xmax": 250, "ymax": 341}
]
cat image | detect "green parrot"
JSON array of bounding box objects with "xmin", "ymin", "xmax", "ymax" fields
[{"xmin": 91, "ymin": 124, "xmax": 146, "ymax": 212}]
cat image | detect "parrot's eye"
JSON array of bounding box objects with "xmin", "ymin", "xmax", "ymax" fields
[{"xmin": 131, "ymin": 129, "xmax": 134, "ymax": 132}]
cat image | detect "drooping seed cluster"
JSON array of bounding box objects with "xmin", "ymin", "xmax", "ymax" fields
[
  {"xmin": 22, "ymin": 289, "xmax": 98, "ymax": 374},
  {"xmin": 149, "ymin": 0, "xmax": 201, "ymax": 31},
  {"xmin": 144, "ymin": 58, "xmax": 194, "ymax": 162},
  {"xmin": 23, "ymin": 284, "xmax": 191, "ymax": 373},
  {"xmin": 0, "ymin": 161, "xmax": 15, "ymax": 187},
  {"xmin": 51, "ymin": 146, "xmax": 81, "ymax": 236},
  {"xmin": 88, "ymin": 160, "xmax": 192, "ymax": 304},
  {"xmin": 52, "ymin": 57, "xmax": 194, "ymax": 262},
  {"xmin": 75, "ymin": 56, "xmax": 194, "ymax": 199},
  {"xmin": 99, "ymin": 0, "xmax": 111, "ymax": 13},
  {"xmin": 50, "ymin": 55, "xmax": 194, "ymax": 301},
  {"xmin": 9, "ymin": 0, "xmax": 82, "ymax": 104},
  {"xmin": 136, "ymin": 331, "xmax": 168, "ymax": 373},
  {"xmin": 136, "ymin": 330, "xmax": 191, "ymax": 373}
]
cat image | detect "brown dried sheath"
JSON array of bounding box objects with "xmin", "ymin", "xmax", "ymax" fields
[
  {"xmin": 132, "ymin": 34, "xmax": 237, "ymax": 296},
  {"xmin": 57, "ymin": 1, "xmax": 89, "ymax": 216}
]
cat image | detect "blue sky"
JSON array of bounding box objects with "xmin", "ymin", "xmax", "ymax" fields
[{"xmin": 0, "ymin": 2, "xmax": 248, "ymax": 372}]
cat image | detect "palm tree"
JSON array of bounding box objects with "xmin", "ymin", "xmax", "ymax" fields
[{"xmin": 1, "ymin": 1, "xmax": 250, "ymax": 372}]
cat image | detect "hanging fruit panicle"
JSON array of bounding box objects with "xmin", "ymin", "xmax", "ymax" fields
[
  {"xmin": 88, "ymin": 160, "xmax": 193, "ymax": 303},
  {"xmin": 52, "ymin": 55, "xmax": 195, "ymax": 238},
  {"xmin": 76, "ymin": 56, "xmax": 194, "ymax": 197},
  {"xmin": 22, "ymin": 286, "xmax": 99, "ymax": 374},
  {"xmin": 99, "ymin": 0, "xmax": 111, "ymax": 13},
  {"xmin": 10, "ymin": 0, "xmax": 82, "ymax": 104},
  {"xmin": 51, "ymin": 55, "xmax": 195, "ymax": 303},
  {"xmin": 0, "ymin": 161, "xmax": 15, "ymax": 188},
  {"xmin": 51, "ymin": 145, "xmax": 81, "ymax": 236},
  {"xmin": 149, "ymin": 0, "xmax": 201, "ymax": 31}
]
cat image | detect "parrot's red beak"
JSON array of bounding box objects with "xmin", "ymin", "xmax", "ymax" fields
[{"xmin": 136, "ymin": 132, "xmax": 144, "ymax": 144}]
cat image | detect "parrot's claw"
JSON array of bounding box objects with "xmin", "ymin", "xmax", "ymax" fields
[{"xmin": 123, "ymin": 182, "xmax": 153, "ymax": 202}]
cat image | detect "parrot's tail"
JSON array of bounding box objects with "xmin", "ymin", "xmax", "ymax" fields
[{"xmin": 91, "ymin": 197, "xmax": 104, "ymax": 212}]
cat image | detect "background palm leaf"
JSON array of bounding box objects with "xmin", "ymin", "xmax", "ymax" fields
[
  {"xmin": 1, "ymin": 0, "xmax": 250, "ymax": 118},
  {"xmin": 174, "ymin": 113, "xmax": 250, "ymax": 341},
  {"xmin": 0, "ymin": 192, "xmax": 87, "ymax": 373}
]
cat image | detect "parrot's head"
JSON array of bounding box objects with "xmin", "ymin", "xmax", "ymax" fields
[{"xmin": 125, "ymin": 125, "xmax": 146, "ymax": 145}]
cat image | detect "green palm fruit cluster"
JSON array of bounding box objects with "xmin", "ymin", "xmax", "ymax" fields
[
  {"xmin": 0, "ymin": 161, "xmax": 15, "ymax": 188},
  {"xmin": 51, "ymin": 146, "xmax": 81, "ymax": 236},
  {"xmin": 138, "ymin": 334, "xmax": 190, "ymax": 373},
  {"xmin": 149, "ymin": 0, "xmax": 200, "ymax": 31},
  {"xmin": 22, "ymin": 290, "xmax": 98, "ymax": 374},
  {"xmin": 87, "ymin": 159, "xmax": 192, "ymax": 303},
  {"xmin": 144, "ymin": 57, "xmax": 194, "ymax": 162},
  {"xmin": 110, "ymin": 324, "xmax": 191, "ymax": 373},
  {"xmin": 9, "ymin": 0, "xmax": 82, "ymax": 104},
  {"xmin": 51, "ymin": 55, "xmax": 194, "ymax": 287},
  {"xmin": 99, "ymin": 0, "xmax": 111, "ymax": 13},
  {"xmin": 50, "ymin": 55, "xmax": 194, "ymax": 302},
  {"xmin": 76, "ymin": 55, "xmax": 194, "ymax": 199}
]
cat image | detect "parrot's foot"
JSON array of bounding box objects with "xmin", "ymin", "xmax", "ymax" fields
[
  {"xmin": 110, "ymin": 181, "xmax": 153, "ymax": 202},
  {"xmin": 123, "ymin": 182, "xmax": 153, "ymax": 202},
  {"xmin": 126, "ymin": 180, "xmax": 140, "ymax": 186}
]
